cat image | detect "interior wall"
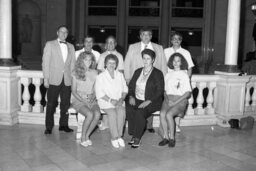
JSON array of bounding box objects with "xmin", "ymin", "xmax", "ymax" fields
[
  {"xmin": 212, "ymin": 0, "xmax": 228, "ymax": 65},
  {"xmin": 45, "ymin": 0, "xmax": 66, "ymax": 41}
]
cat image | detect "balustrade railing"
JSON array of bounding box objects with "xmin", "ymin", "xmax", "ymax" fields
[
  {"xmin": 16, "ymin": 70, "xmax": 221, "ymax": 126},
  {"xmin": 17, "ymin": 70, "xmax": 77, "ymax": 125},
  {"xmin": 187, "ymin": 75, "xmax": 218, "ymax": 116},
  {"xmin": 16, "ymin": 70, "xmax": 254, "ymax": 126}
]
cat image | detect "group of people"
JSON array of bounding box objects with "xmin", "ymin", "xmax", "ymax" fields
[{"xmin": 42, "ymin": 25, "xmax": 194, "ymax": 149}]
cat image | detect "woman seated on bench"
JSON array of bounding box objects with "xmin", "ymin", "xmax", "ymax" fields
[
  {"xmin": 126, "ymin": 49, "xmax": 164, "ymax": 148},
  {"xmin": 71, "ymin": 52, "xmax": 101, "ymax": 147},
  {"xmin": 158, "ymin": 53, "xmax": 191, "ymax": 147},
  {"xmin": 95, "ymin": 54, "xmax": 128, "ymax": 148}
]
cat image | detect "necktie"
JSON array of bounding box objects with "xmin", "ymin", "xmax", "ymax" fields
[
  {"xmin": 59, "ymin": 41, "xmax": 67, "ymax": 44},
  {"xmin": 144, "ymin": 44, "xmax": 148, "ymax": 50}
]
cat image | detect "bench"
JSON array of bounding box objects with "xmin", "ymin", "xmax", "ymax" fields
[{"xmin": 68, "ymin": 107, "xmax": 160, "ymax": 140}]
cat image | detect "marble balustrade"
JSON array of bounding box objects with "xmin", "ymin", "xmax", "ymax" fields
[{"xmin": 16, "ymin": 70, "xmax": 256, "ymax": 127}]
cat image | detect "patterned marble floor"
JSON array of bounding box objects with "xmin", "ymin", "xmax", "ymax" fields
[{"xmin": 0, "ymin": 124, "xmax": 256, "ymax": 171}]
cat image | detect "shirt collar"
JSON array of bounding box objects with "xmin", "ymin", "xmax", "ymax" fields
[
  {"xmin": 107, "ymin": 50, "xmax": 117, "ymax": 54},
  {"xmin": 57, "ymin": 38, "xmax": 67, "ymax": 44},
  {"xmin": 141, "ymin": 42, "xmax": 154, "ymax": 51}
]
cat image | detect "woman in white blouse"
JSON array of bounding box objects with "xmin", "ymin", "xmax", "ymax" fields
[
  {"xmin": 95, "ymin": 54, "xmax": 128, "ymax": 148},
  {"xmin": 158, "ymin": 53, "xmax": 191, "ymax": 148}
]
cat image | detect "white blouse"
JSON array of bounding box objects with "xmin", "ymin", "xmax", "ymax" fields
[
  {"xmin": 95, "ymin": 70, "xmax": 128, "ymax": 109},
  {"xmin": 135, "ymin": 69, "xmax": 152, "ymax": 100},
  {"xmin": 165, "ymin": 70, "xmax": 191, "ymax": 96}
]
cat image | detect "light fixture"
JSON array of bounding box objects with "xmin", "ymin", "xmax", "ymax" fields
[
  {"xmin": 188, "ymin": 30, "xmax": 194, "ymax": 36},
  {"xmin": 251, "ymin": 2, "xmax": 256, "ymax": 16},
  {"xmin": 100, "ymin": 27, "xmax": 105, "ymax": 33}
]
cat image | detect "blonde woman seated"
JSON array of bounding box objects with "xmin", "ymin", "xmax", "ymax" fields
[
  {"xmin": 158, "ymin": 53, "xmax": 191, "ymax": 147},
  {"xmin": 71, "ymin": 52, "xmax": 101, "ymax": 147},
  {"xmin": 95, "ymin": 54, "xmax": 128, "ymax": 148}
]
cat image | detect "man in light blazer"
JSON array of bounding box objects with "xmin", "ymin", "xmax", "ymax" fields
[
  {"xmin": 42, "ymin": 25, "xmax": 76, "ymax": 134},
  {"xmin": 124, "ymin": 27, "xmax": 167, "ymax": 133},
  {"xmin": 124, "ymin": 27, "xmax": 167, "ymax": 82}
]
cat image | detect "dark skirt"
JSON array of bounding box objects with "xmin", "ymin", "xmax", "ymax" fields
[{"xmin": 162, "ymin": 95, "xmax": 188, "ymax": 117}]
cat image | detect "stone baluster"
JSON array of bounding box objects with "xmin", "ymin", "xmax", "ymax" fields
[
  {"xmin": 252, "ymin": 82, "xmax": 256, "ymax": 112},
  {"xmin": 186, "ymin": 81, "xmax": 196, "ymax": 115},
  {"xmin": 20, "ymin": 77, "xmax": 32, "ymax": 112},
  {"xmin": 195, "ymin": 82, "xmax": 206, "ymax": 115},
  {"xmin": 32, "ymin": 77, "xmax": 43, "ymax": 112},
  {"xmin": 206, "ymin": 82, "xmax": 216, "ymax": 115},
  {"xmin": 244, "ymin": 84, "xmax": 251, "ymax": 112}
]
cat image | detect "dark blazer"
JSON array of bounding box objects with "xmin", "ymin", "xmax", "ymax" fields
[{"xmin": 128, "ymin": 67, "xmax": 164, "ymax": 110}]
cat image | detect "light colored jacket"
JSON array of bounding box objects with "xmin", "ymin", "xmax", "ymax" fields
[
  {"xmin": 124, "ymin": 42, "xmax": 167, "ymax": 81},
  {"xmin": 42, "ymin": 40, "xmax": 76, "ymax": 86}
]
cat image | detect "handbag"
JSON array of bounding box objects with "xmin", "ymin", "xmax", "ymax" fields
[
  {"xmin": 240, "ymin": 116, "xmax": 254, "ymax": 130},
  {"xmin": 228, "ymin": 119, "xmax": 240, "ymax": 129}
]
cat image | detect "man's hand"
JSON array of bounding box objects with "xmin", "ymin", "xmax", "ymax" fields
[
  {"xmin": 44, "ymin": 79, "xmax": 49, "ymax": 88},
  {"xmin": 138, "ymin": 100, "xmax": 151, "ymax": 108}
]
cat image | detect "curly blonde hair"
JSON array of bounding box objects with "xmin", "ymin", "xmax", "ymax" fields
[{"xmin": 74, "ymin": 52, "xmax": 96, "ymax": 80}]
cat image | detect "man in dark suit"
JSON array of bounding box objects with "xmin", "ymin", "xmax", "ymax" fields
[{"xmin": 42, "ymin": 25, "xmax": 76, "ymax": 134}]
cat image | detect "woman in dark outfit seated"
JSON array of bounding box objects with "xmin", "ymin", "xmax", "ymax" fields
[{"xmin": 126, "ymin": 49, "xmax": 164, "ymax": 148}]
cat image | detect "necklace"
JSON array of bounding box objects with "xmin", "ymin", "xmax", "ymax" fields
[{"xmin": 143, "ymin": 67, "xmax": 153, "ymax": 76}]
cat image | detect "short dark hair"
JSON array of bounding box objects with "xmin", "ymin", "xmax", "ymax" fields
[
  {"xmin": 141, "ymin": 49, "xmax": 156, "ymax": 62},
  {"xmin": 139, "ymin": 27, "xmax": 152, "ymax": 35},
  {"xmin": 84, "ymin": 35, "xmax": 94, "ymax": 43},
  {"xmin": 170, "ymin": 31, "xmax": 183, "ymax": 41},
  {"xmin": 167, "ymin": 53, "xmax": 188, "ymax": 70},
  {"xmin": 104, "ymin": 54, "xmax": 119, "ymax": 69},
  {"xmin": 106, "ymin": 35, "xmax": 116, "ymax": 43},
  {"xmin": 57, "ymin": 25, "xmax": 68, "ymax": 33}
]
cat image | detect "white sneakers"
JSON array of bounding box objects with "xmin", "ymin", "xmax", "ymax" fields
[
  {"xmin": 117, "ymin": 138, "xmax": 125, "ymax": 147},
  {"xmin": 80, "ymin": 140, "xmax": 92, "ymax": 147},
  {"xmin": 111, "ymin": 139, "xmax": 120, "ymax": 148},
  {"xmin": 111, "ymin": 138, "xmax": 125, "ymax": 148}
]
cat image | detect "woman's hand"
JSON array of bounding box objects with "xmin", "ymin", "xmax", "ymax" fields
[
  {"xmin": 168, "ymin": 100, "xmax": 176, "ymax": 107},
  {"xmin": 88, "ymin": 94, "xmax": 96, "ymax": 103},
  {"xmin": 129, "ymin": 96, "xmax": 136, "ymax": 106},
  {"xmin": 138, "ymin": 100, "xmax": 151, "ymax": 108},
  {"xmin": 117, "ymin": 98, "xmax": 124, "ymax": 106},
  {"xmin": 110, "ymin": 99, "xmax": 118, "ymax": 106}
]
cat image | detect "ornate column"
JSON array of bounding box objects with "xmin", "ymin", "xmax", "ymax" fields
[
  {"xmin": 0, "ymin": 0, "xmax": 21, "ymax": 125},
  {"xmin": 215, "ymin": 0, "xmax": 241, "ymax": 73},
  {"xmin": 0, "ymin": 0, "xmax": 15, "ymax": 65}
]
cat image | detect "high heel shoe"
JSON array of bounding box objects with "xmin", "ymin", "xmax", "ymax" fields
[{"xmin": 168, "ymin": 139, "xmax": 176, "ymax": 148}]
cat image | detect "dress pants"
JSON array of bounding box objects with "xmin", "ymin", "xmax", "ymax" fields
[
  {"xmin": 126, "ymin": 98, "xmax": 159, "ymax": 139},
  {"xmin": 45, "ymin": 78, "xmax": 71, "ymax": 130}
]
